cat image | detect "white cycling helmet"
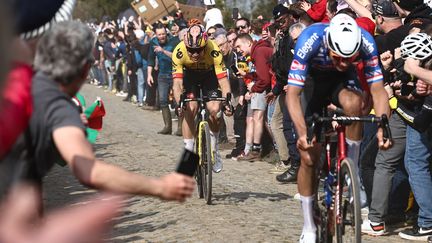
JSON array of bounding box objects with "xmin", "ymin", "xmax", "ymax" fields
[
  {"xmin": 203, "ymin": 0, "xmax": 216, "ymax": 6},
  {"xmin": 326, "ymin": 13, "xmax": 362, "ymax": 58},
  {"xmin": 401, "ymin": 32, "xmax": 432, "ymax": 60}
]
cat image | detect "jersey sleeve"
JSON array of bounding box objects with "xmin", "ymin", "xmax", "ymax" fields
[
  {"xmin": 360, "ymin": 29, "xmax": 383, "ymax": 85},
  {"xmin": 172, "ymin": 42, "xmax": 185, "ymax": 79},
  {"xmin": 209, "ymin": 42, "xmax": 227, "ymax": 79},
  {"xmin": 288, "ymin": 25, "xmax": 323, "ymax": 88}
]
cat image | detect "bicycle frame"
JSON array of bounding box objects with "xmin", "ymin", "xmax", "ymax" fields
[{"xmin": 313, "ymin": 114, "xmax": 392, "ymax": 242}]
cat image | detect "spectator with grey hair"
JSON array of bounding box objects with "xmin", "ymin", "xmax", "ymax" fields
[
  {"xmin": 25, "ymin": 21, "xmax": 195, "ymax": 205},
  {"xmin": 214, "ymin": 33, "xmax": 247, "ymax": 158}
]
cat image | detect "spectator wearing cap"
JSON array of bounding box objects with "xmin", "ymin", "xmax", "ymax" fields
[
  {"xmin": 375, "ymin": 0, "xmax": 432, "ymax": 53},
  {"xmin": 371, "ymin": 0, "xmax": 403, "ymax": 52},
  {"xmin": 203, "ymin": 0, "xmax": 224, "ymax": 31},
  {"xmin": 270, "ymin": 4, "xmax": 302, "ymax": 182}
]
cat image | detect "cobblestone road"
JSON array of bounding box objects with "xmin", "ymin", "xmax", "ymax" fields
[{"xmin": 43, "ymin": 84, "xmax": 409, "ymax": 243}]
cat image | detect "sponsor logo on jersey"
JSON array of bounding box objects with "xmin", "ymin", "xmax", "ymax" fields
[
  {"xmin": 297, "ymin": 33, "xmax": 319, "ymax": 59},
  {"xmin": 291, "ymin": 59, "xmax": 306, "ymax": 70},
  {"xmin": 366, "ymin": 56, "xmax": 379, "ymax": 67},
  {"xmin": 362, "ymin": 36, "xmax": 374, "ymax": 53},
  {"xmin": 211, "ymin": 50, "xmax": 220, "ymax": 58}
]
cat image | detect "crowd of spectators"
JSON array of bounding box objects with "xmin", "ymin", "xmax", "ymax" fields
[{"xmin": 2, "ymin": 0, "xmax": 432, "ymax": 241}]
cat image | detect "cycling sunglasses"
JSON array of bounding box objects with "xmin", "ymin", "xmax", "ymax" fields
[
  {"xmin": 186, "ymin": 46, "xmax": 205, "ymax": 55},
  {"xmin": 329, "ymin": 50, "xmax": 360, "ymax": 62}
]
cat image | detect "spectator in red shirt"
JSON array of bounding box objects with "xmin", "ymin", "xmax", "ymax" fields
[{"xmin": 300, "ymin": 0, "xmax": 330, "ymax": 23}]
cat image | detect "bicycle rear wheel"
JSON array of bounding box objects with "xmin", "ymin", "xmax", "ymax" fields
[
  {"xmin": 198, "ymin": 121, "xmax": 212, "ymax": 204},
  {"xmin": 336, "ymin": 158, "xmax": 361, "ymax": 243}
]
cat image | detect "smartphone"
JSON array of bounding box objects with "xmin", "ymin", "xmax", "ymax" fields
[
  {"xmin": 176, "ymin": 149, "xmax": 199, "ymax": 177},
  {"xmin": 230, "ymin": 63, "xmax": 240, "ymax": 75},
  {"xmin": 232, "ymin": 8, "xmax": 239, "ymax": 20}
]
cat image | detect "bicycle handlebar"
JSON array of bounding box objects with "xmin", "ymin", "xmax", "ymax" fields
[
  {"xmin": 306, "ymin": 114, "xmax": 392, "ymax": 144},
  {"xmin": 179, "ymin": 92, "xmax": 233, "ymax": 113}
]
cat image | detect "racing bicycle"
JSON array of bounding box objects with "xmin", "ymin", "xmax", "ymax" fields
[
  {"xmin": 179, "ymin": 87, "xmax": 232, "ymax": 205},
  {"xmin": 307, "ymin": 112, "xmax": 392, "ymax": 243}
]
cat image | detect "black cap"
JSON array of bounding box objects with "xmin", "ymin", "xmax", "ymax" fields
[
  {"xmin": 14, "ymin": 0, "xmax": 76, "ymax": 39},
  {"xmin": 373, "ymin": 0, "xmax": 399, "ymax": 17},
  {"xmin": 392, "ymin": 0, "xmax": 423, "ymax": 11},
  {"xmin": 273, "ymin": 4, "xmax": 290, "ymax": 19}
]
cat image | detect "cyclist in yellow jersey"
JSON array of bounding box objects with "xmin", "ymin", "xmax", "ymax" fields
[{"xmin": 172, "ymin": 24, "xmax": 232, "ymax": 173}]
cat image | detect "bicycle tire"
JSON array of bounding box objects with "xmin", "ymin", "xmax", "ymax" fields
[
  {"xmin": 198, "ymin": 121, "xmax": 212, "ymax": 204},
  {"xmin": 313, "ymin": 183, "xmax": 333, "ymax": 243},
  {"xmin": 336, "ymin": 158, "xmax": 361, "ymax": 243},
  {"xmin": 195, "ymin": 126, "xmax": 204, "ymax": 198}
]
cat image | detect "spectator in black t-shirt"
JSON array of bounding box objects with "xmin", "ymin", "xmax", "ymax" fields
[
  {"xmin": 372, "ymin": 0, "xmax": 403, "ymax": 53},
  {"xmin": 376, "ymin": 0, "xmax": 432, "ymax": 54},
  {"xmin": 27, "ymin": 21, "xmax": 195, "ymax": 203}
]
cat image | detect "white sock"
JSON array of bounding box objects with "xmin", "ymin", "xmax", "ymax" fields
[
  {"xmin": 244, "ymin": 143, "xmax": 252, "ymax": 154},
  {"xmin": 300, "ymin": 195, "xmax": 317, "ymax": 233},
  {"xmin": 184, "ymin": 139, "xmax": 194, "ymax": 152},
  {"xmin": 209, "ymin": 131, "xmax": 219, "ymax": 152},
  {"xmin": 346, "ymin": 139, "xmax": 367, "ymax": 206}
]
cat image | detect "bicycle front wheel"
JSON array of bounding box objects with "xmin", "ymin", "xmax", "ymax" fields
[
  {"xmin": 197, "ymin": 121, "xmax": 212, "ymax": 205},
  {"xmin": 336, "ymin": 158, "xmax": 361, "ymax": 243}
]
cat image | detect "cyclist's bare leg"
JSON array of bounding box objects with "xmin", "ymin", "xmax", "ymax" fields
[
  {"xmin": 338, "ymin": 88, "xmax": 367, "ymax": 204},
  {"xmin": 338, "ymin": 88, "xmax": 363, "ymax": 141},
  {"xmin": 297, "ymin": 144, "xmax": 322, "ymax": 235},
  {"xmin": 183, "ymin": 101, "xmax": 198, "ymax": 151},
  {"xmin": 206, "ymin": 101, "xmax": 221, "ymax": 133},
  {"xmin": 297, "ymin": 145, "xmax": 322, "ymax": 196}
]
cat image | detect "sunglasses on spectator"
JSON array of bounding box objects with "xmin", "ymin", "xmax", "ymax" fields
[
  {"xmin": 329, "ymin": 50, "xmax": 360, "ymax": 62},
  {"xmin": 186, "ymin": 46, "xmax": 205, "ymax": 54},
  {"xmin": 236, "ymin": 25, "xmax": 248, "ymax": 30}
]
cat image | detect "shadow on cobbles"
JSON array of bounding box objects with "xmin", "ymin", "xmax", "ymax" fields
[
  {"xmin": 212, "ymin": 191, "xmax": 291, "ymax": 204},
  {"xmin": 113, "ymin": 211, "xmax": 160, "ymax": 225},
  {"xmin": 94, "ymin": 151, "xmax": 116, "ymax": 159},
  {"xmin": 110, "ymin": 220, "xmax": 177, "ymax": 240},
  {"xmin": 108, "ymin": 235, "xmax": 145, "ymax": 243},
  {"xmin": 93, "ymin": 142, "xmax": 119, "ymax": 150}
]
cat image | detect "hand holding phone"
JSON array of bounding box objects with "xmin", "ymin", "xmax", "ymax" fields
[
  {"xmin": 230, "ymin": 64, "xmax": 240, "ymax": 76},
  {"xmin": 176, "ymin": 149, "xmax": 199, "ymax": 177}
]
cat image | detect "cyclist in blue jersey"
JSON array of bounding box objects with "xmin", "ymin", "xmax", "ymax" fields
[{"xmin": 285, "ymin": 13, "xmax": 392, "ymax": 243}]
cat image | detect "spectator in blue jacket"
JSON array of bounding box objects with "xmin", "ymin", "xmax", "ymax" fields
[{"xmin": 147, "ymin": 24, "xmax": 180, "ymax": 135}]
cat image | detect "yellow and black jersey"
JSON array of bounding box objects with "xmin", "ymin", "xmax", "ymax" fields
[{"xmin": 172, "ymin": 40, "xmax": 227, "ymax": 79}]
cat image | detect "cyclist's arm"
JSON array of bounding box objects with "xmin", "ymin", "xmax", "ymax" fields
[
  {"xmin": 362, "ymin": 31, "xmax": 391, "ymax": 148},
  {"xmin": 212, "ymin": 47, "xmax": 231, "ymax": 96},
  {"xmin": 287, "ymin": 85, "xmax": 307, "ymax": 137},
  {"xmin": 172, "ymin": 44, "xmax": 184, "ymax": 103},
  {"xmin": 173, "ymin": 77, "xmax": 183, "ymax": 104},
  {"xmin": 218, "ymin": 76, "xmax": 231, "ymax": 97}
]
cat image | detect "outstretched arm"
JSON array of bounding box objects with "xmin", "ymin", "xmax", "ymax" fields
[{"xmin": 53, "ymin": 126, "xmax": 195, "ymax": 201}]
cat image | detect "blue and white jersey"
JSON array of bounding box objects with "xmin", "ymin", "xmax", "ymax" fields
[{"xmin": 287, "ymin": 23, "xmax": 383, "ymax": 88}]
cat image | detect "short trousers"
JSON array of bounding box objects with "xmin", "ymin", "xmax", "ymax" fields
[
  {"xmin": 247, "ymin": 91, "xmax": 267, "ymax": 117},
  {"xmin": 183, "ymin": 70, "xmax": 219, "ymax": 98}
]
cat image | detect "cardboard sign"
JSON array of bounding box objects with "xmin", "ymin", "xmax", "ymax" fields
[
  {"xmin": 178, "ymin": 4, "xmax": 206, "ymax": 23},
  {"xmin": 131, "ymin": 0, "xmax": 177, "ymax": 24}
]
